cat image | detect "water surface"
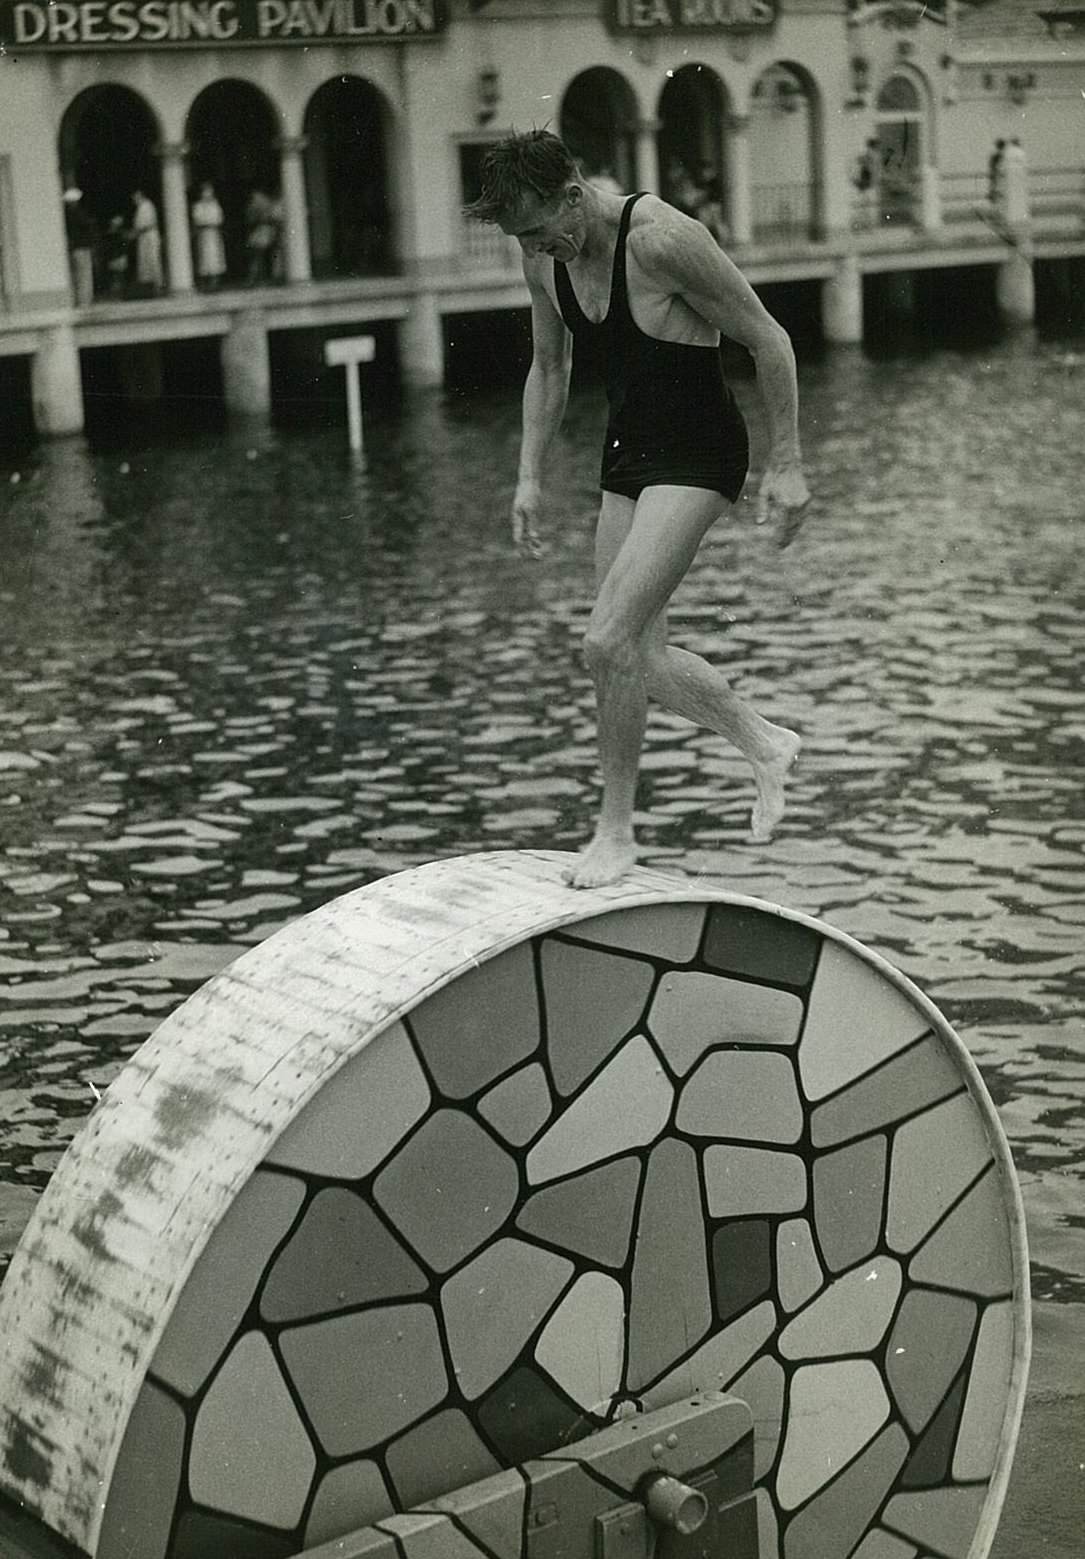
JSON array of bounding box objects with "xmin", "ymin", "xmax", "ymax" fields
[{"xmin": 1, "ymin": 335, "xmax": 1082, "ymax": 1301}]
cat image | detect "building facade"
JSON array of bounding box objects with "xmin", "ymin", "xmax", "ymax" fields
[{"xmin": 0, "ymin": 0, "xmax": 1082, "ymax": 435}]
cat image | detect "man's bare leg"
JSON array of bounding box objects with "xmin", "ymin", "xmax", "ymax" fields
[
  {"xmin": 617, "ymin": 495, "xmax": 801, "ymax": 840},
  {"xmin": 565, "ymin": 486, "xmax": 727, "ymax": 889},
  {"xmin": 565, "ymin": 486, "xmax": 801, "ymax": 888},
  {"xmin": 646, "ymin": 646, "xmax": 801, "ymax": 841},
  {"xmin": 566, "ymin": 631, "xmax": 646, "ymax": 889}
]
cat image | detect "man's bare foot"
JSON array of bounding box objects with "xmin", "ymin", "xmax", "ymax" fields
[
  {"xmin": 749, "ymin": 727, "xmax": 801, "ymax": 842},
  {"xmin": 563, "ymin": 831, "xmax": 638, "ymax": 889}
]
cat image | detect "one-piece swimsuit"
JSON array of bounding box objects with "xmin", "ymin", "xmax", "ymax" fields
[{"xmin": 553, "ymin": 192, "xmax": 749, "ymax": 502}]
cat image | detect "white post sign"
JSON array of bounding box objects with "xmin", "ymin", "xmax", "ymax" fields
[{"xmin": 324, "ymin": 334, "xmax": 376, "ymax": 455}]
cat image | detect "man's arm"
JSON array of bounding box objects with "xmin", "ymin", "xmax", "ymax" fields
[
  {"xmin": 635, "ymin": 216, "xmax": 810, "ymax": 541},
  {"xmin": 513, "ymin": 260, "xmax": 573, "ymax": 555}
]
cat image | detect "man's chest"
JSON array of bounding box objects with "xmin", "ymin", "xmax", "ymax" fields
[{"xmin": 547, "ymin": 257, "xmax": 693, "ymax": 339}]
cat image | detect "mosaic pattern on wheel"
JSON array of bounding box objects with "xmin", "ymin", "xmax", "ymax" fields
[{"xmin": 100, "ymin": 901, "xmax": 1021, "ymax": 1559}]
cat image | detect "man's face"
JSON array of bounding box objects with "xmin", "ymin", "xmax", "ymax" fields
[{"xmin": 500, "ymin": 186, "xmax": 584, "ymax": 261}]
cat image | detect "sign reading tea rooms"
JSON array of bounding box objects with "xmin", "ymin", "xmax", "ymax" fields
[
  {"xmin": 606, "ymin": 0, "xmax": 776, "ymax": 30},
  {"xmin": 0, "ymin": 0, "xmax": 446, "ymax": 48}
]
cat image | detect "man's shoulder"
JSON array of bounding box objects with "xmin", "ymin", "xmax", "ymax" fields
[
  {"xmin": 627, "ymin": 198, "xmax": 718, "ymax": 280},
  {"xmin": 628, "ymin": 194, "xmax": 688, "ymax": 247}
]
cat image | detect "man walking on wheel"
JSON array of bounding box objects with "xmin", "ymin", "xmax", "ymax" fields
[{"xmin": 467, "ymin": 131, "xmax": 810, "ymax": 889}]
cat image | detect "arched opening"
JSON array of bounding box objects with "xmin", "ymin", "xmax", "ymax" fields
[
  {"xmin": 657, "ymin": 64, "xmax": 728, "ymax": 241},
  {"xmin": 304, "ymin": 77, "xmax": 394, "ymax": 278},
  {"xmin": 58, "ymin": 85, "xmax": 161, "ymax": 300},
  {"xmin": 875, "ymin": 74, "xmax": 925, "ymax": 226},
  {"xmin": 749, "ymin": 63, "xmax": 818, "ymax": 242},
  {"xmin": 560, "ymin": 68, "xmax": 639, "ymax": 193},
  {"xmin": 186, "ymin": 81, "xmax": 281, "ymax": 285}
]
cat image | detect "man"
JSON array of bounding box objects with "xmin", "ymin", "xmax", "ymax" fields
[
  {"xmin": 62, "ymin": 186, "xmax": 96, "ymax": 307},
  {"xmin": 244, "ymin": 188, "xmax": 279, "ymax": 285},
  {"xmin": 192, "ymin": 182, "xmax": 227, "ymax": 291},
  {"xmin": 467, "ymin": 130, "xmax": 809, "ymax": 889},
  {"xmin": 988, "ymin": 139, "xmax": 1006, "ymax": 208},
  {"xmin": 854, "ymin": 138, "xmax": 880, "ymax": 229},
  {"xmin": 130, "ymin": 190, "xmax": 163, "ymax": 296}
]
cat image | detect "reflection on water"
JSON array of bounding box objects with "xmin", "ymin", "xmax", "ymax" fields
[{"xmin": 1, "ymin": 338, "xmax": 1083, "ymax": 1300}]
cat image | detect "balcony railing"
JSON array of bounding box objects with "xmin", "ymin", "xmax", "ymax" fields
[
  {"xmin": 941, "ymin": 171, "xmax": 991, "ymax": 227},
  {"xmin": 447, "ymin": 168, "xmax": 1085, "ymax": 275},
  {"xmin": 850, "ymin": 173, "xmax": 921, "ymax": 232},
  {"xmin": 1029, "ymin": 166, "xmax": 1085, "ymax": 228},
  {"xmin": 878, "ymin": 173, "xmax": 921, "ymax": 228},
  {"xmin": 460, "ymin": 219, "xmax": 521, "ymax": 273},
  {"xmin": 943, "ymin": 166, "xmax": 1085, "ymax": 235},
  {"xmin": 750, "ymin": 182, "xmax": 817, "ymax": 243}
]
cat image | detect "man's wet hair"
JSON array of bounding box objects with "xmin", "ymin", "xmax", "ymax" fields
[{"xmin": 465, "ymin": 130, "xmax": 579, "ymax": 224}]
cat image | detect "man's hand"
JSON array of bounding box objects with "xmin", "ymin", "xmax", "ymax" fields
[
  {"xmin": 756, "ymin": 463, "xmax": 811, "ymax": 550},
  {"xmin": 511, "ymin": 478, "xmax": 544, "ymax": 558}
]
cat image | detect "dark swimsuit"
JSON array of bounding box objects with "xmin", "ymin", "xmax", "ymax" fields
[{"xmin": 553, "ymin": 192, "xmax": 749, "ymax": 503}]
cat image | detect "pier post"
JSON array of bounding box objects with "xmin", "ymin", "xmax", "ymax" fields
[
  {"xmin": 725, "ymin": 113, "xmax": 753, "ymax": 246},
  {"xmin": 997, "ymin": 247, "xmax": 1036, "ymax": 325},
  {"xmin": 400, "ymin": 289, "xmax": 444, "ymax": 387},
  {"xmin": 221, "ymin": 307, "xmax": 271, "ymax": 419},
  {"xmin": 30, "ymin": 322, "xmax": 84, "ymax": 436},
  {"xmin": 278, "ymin": 136, "xmax": 312, "ymax": 285},
  {"xmin": 822, "ymin": 254, "xmax": 863, "ymax": 343},
  {"xmin": 158, "ymin": 141, "xmax": 194, "ymax": 295}
]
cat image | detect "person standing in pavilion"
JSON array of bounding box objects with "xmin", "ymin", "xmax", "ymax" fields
[
  {"xmin": 192, "ymin": 182, "xmax": 226, "ymax": 290},
  {"xmin": 131, "ymin": 190, "xmax": 163, "ymax": 295}
]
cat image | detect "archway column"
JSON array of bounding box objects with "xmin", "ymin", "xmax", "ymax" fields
[
  {"xmin": 277, "ymin": 135, "xmax": 312, "ymax": 284},
  {"xmin": 725, "ymin": 113, "xmax": 752, "ymax": 246},
  {"xmin": 157, "ymin": 141, "xmax": 194, "ymax": 295},
  {"xmin": 920, "ymin": 164, "xmax": 942, "ymax": 231},
  {"xmin": 634, "ymin": 119, "xmax": 661, "ymax": 195}
]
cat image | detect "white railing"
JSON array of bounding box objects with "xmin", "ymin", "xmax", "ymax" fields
[
  {"xmin": 1029, "ymin": 166, "xmax": 1085, "ymax": 228},
  {"xmin": 460, "ymin": 219, "xmax": 521, "ymax": 273},
  {"xmin": 750, "ymin": 182, "xmax": 817, "ymax": 243},
  {"xmin": 850, "ymin": 174, "xmax": 922, "ymax": 232},
  {"xmin": 941, "ymin": 170, "xmax": 991, "ymax": 227},
  {"xmin": 942, "ymin": 166, "xmax": 1085, "ymax": 234}
]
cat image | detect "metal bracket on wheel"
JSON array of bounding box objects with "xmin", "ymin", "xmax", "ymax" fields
[{"xmin": 295, "ymin": 1392, "xmax": 757, "ymax": 1559}]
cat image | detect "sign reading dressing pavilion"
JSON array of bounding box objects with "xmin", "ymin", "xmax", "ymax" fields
[
  {"xmin": 0, "ymin": 0, "xmax": 446, "ymax": 48},
  {"xmin": 605, "ymin": 0, "xmax": 776, "ymax": 31}
]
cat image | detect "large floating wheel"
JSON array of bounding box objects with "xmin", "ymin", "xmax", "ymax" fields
[{"xmin": 0, "ymin": 852, "xmax": 1029, "ymax": 1559}]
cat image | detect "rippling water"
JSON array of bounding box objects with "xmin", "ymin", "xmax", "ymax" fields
[{"xmin": 1, "ymin": 334, "xmax": 1083, "ymax": 1303}]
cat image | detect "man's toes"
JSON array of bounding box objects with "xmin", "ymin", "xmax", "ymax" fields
[{"xmin": 564, "ymin": 840, "xmax": 635, "ymax": 889}]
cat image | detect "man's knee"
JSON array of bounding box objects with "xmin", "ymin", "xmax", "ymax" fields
[{"xmin": 583, "ymin": 620, "xmax": 642, "ymax": 679}]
